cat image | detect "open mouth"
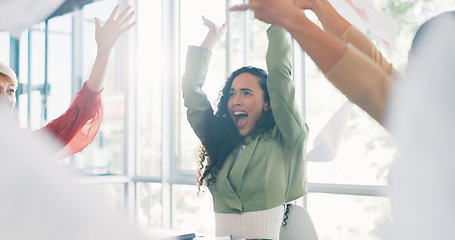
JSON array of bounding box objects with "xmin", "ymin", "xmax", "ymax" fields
[{"xmin": 234, "ymin": 111, "xmax": 248, "ymax": 128}]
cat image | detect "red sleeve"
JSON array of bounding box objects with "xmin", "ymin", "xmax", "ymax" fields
[{"xmin": 42, "ymin": 82, "xmax": 103, "ymax": 158}]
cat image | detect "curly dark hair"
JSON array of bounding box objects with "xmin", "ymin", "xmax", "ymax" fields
[{"xmin": 197, "ymin": 66, "xmax": 276, "ymax": 189}]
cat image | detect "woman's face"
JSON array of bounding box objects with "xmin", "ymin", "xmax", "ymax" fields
[
  {"xmin": 0, "ymin": 74, "xmax": 17, "ymax": 113},
  {"xmin": 228, "ymin": 73, "xmax": 270, "ymax": 136}
]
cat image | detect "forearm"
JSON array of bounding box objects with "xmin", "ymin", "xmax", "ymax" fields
[
  {"xmin": 266, "ymin": 26, "xmax": 306, "ymax": 146},
  {"xmin": 266, "ymin": 26, "xmax": 292, "ymax": 73},
  {"xmin": 312, "ymin": 0, "xmax": 351, "ymax": 37},
  {"xmin": 325, "ymin": 46, "xmax": 390, "ymax": 123},
  {"xmin": 182, "ymin": 46, "xmax": 214, "ymax": 141},
  {"xmin": 86, "ymin": 48, "xmax": 112, "ymax": 92},
  {"xmin": 201, "ymin": 32, "xmax": 220, "ymax": 50},
  {"xmin": 339, "ymin": 26, "xmax": 397, "ymax": 77},
  {"xmin": 282, "ymin": 10, "xmax": 346, "ymax": 73},
  {"xmin": 313, "ymin": 0, "xmax": 396, "ymax": 77},
  {"xmin": 281, "ymin": 8, "xmax": 388, "ymax": 123}
]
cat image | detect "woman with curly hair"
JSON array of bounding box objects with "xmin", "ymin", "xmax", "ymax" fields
[{"xmin": 182, "ymin": 16, "xmax": 308, "ymax": 239}]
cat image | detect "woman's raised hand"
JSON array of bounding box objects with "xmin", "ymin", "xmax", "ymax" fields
[
  {"xmin": 94, "ymin": 5, "xmax": 136, "ymax": 53},
  {"xmin": 229, "ymin": 0, "xmax": 300, "ymax": 28},
  {"xmin": 200, "ymin": 16, "xmax": 226, "ymax": 51},
  {"xmin": 86, "ymin": 5, "xmax": 136, "ymax": 92}
]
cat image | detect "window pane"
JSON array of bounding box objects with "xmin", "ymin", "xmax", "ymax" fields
[
  {"xmin": 27, "ymin": 29, "xmax": 46, "ymax": 130},
  {"xmin": 47, "ymin": 21, "xmax": 72, "ymax": 122},
  {"xmin": 93, "ymin": 183, "xmax": 126, "ymax": 214},
  {"xmin": 305, "ymin": 58, "xmax": 396, "ymax": 186},
  {"xmin": 247, "ymin": 21, "xmax": 269, "ymax": 69},
  {"xmin": 47, "ymin": 14, "xmax": 72, "ymax": 34},
  {"xmin": 136, "ymin": 182, "xmax": 162, "ymax": 228},
  {"xmin": 41, "ymin": 15, "xmax": 73, "ymax": 167},
  {"xmin": 0, "ymin": 32, "xmax": 10, "ymax": 63},
  {"xmin": 136, "ymin": 0, "xmax": 162, "ymax": 176},
  {"xmin": 229, "ymin": 10, "xmax": 246, "ymax": 71},
  {"xmin": 307, "ymin": 193, "xmax": 391, "ymax": 240},
  {"xmin": 177, "ymin": 0, "xmax": 226, "ymax": 172},
  {"xmin": 172, "ymin": 184, "xmax": 215, "ymax": 234},
  {"xmin": 17, "ymin": 31, "xmax": 31, "ymax": 128}
]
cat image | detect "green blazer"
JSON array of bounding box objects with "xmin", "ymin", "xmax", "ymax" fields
[{"xmin": 182, "ymin": 26, "xmax": 308, "ymax": 214}]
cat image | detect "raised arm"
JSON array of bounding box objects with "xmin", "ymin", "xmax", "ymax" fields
[
  {"xmin": 182, "ymin": 17, "xmax": 226, "ymax": 141},
  {"xmin": 266, "ymin": 26, "xmax": 307, "ymax": 147},
  {"xmin": 230, "ymin": 0, "xmax": 390, "ymax": 123},
  {"xmin": 310, "ymin": 0, "xmax": 396, "ymax": 76},
  {"xmin": 43, "ymin": 5, "xmax": 136, "ymax": 158},
  {"xmin": 289, "ymin": 0, "xmax": 395, "ymax": 76},
  {"xmin": 288, "ymin": 0, "xmax": 351, "ymax": 36}
]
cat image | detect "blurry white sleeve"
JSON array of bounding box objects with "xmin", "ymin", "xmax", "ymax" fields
[
  {"xmin": 306, "ymin": 100, "xmax": 353, "ymax": 162},
  {"xmin": 0, "ymin": 115, "xmax": 153, "ymax": 240}
]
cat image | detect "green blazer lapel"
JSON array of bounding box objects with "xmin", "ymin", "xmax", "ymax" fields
[
  {"xmin": 229, "ymin": 136, "xmax": 260, "ymax": 194},
  {"xmin": 215, "ymin": 152, "xmax": 243, "ymax": 212}
]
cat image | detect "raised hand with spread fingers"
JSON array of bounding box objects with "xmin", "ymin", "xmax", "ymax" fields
[
  {"xmin": 87, "ymin": 5, "xmax": 136, "ymax": 92},
  {"xmin": 200, "ymin": 16, "xmax": 226, "ymax": 51}
]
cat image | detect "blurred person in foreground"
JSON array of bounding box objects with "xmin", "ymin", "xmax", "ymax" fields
[{"xmin": 0, "ymin": 114, "xmax": 154, "ymax": 240}]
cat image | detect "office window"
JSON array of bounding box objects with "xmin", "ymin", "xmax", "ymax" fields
[
  {"xmin": 305, "ymin": 56, "xmax": 395, "ymax": 186},
  {"xmin": 136, "ymin": 0, "xmax": 162, "ymax": 177},
  {"xmin": 23, "ymin": 24, "xmax": 46, "ymax": 130},
  {"xmin": 172, "ymin": 185, "xmax": 215, "ymax": 233},
  {"xmin": 94, "ymin": 183, "xmax": 126, "ymax": 214},
  {"xmin": 0, "ymin": 33, "xmax": 9, "ymax": 63},
  {"xmin": 307, "ymin": 193, "xmax": 391, "ymax": 240},
  {"xmin": 47, "ymin": 15, "xmax": 72, "ymax": 126},
  {"xmin": 137, "ymin": 183, "xmax": 162, "ymax": 228}
]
